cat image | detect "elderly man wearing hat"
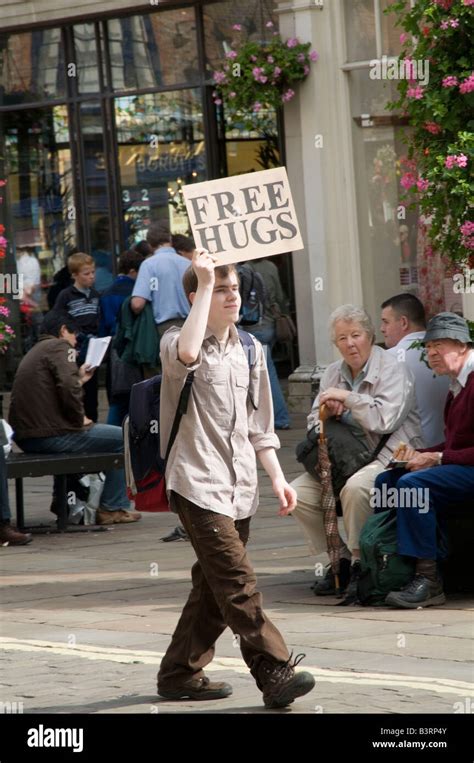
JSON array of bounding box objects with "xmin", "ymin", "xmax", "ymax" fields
[{"xmin": 373, "ymin": 312, "xmax": 474, "ymax": 608}]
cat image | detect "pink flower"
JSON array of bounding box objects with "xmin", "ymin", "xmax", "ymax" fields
[
  {"xmin": 213, "ymin": 71, "xmax": 227, "ymax": 84},
  {"xmin": 424, "ymin": 121, "xmax": 442, "ymax": 134},
  {"xmin": 399, "ymin": 32, "xmax": 409, "ymax": 44},
  {"xmin": 407, "ymin": 85, "xmax": 424, "ymax": 99},
  {"xmin": 250, "ymin": 55, "xmax": 257, "ymax": 62},
  {"xmin": 225, "ymin": 50, "xmax": 237, "ymax": 59},
  {"xmin": 309, "ymin": 50, "xmax": 319, "ymax": 62},
  {"xmin": 0, "ymin": 236, "xmax": 6, "ymax": 247},
  {"xmin": 0, "ymin": 307, "xmax": 9, "ymax": 317},
  {"xmin": 273, "ymin": 66, "xmax": 282, "ymax": 77},
  {"xmin": 449, "ymin": 18, "xmax": 459, "ymax": 27},
  {"xmin": 253, "ymin": 102, "xmax": 262, "ymax": 112},
  {"xmin": 463, "ymin": 0, "xmax": 474, "ymax": 5},
  {"xmin": 297, "ymin": 52, "xmax": 305, "ymax": 63},
  {"xmin": 266, "ymin": 21, "xmax": 274, "ymax": 28},
  {"xmin": 282, "ymin": 88, "xmax": 295, "ymax": 102},
  {"xmin": 304, "ymin": 65, "xmax": 310, "ymax": 75},
  {"xmin": 445, "ymin": 154, "xmax": 468, "ymax": 169},
  {"xmin": 0, "ymin": 181, "xmax": 6, "ymax": 187},
  {"xmin": 0, "ymin": 334, "xmax": 5, "ymax": 342},
  {"xmin": 460, "ymin": 74, "xmax": 474, "ymax": 93},
  {"xmin": 252, "ymin": 67, "xmax": 263, "ymax": 78},
  {"xmin": 417, "ymin": 178, "xmax": 430, "ymax": 192},
  {"xmin": 267, "ymin": 55, "xmax": 274, "ymax": 63},
  {"xmin": 258, "ymin": 75, "xmax": 268, "ymax": 84},
  {"xmin": 460, "ymin": 222, "xmax": 474, "ymax": 236},
  {"xmin": 440, "ymin": 20, "xmax": 449, "ymax": 29},
  {"xmin": 232, "ymin": 24, "xmax": 242, "ymax": 31},
  {"xmin": 400, "ymin": 172, "xmax": 416, "ymax": 190},
  {"xmin": 442, "ymin": 76, "xmax": 458, "ymax": 87},
  {"xmin": 214, "ymin": 98, "xmax": 222, "ymax": 106},
  {"xmin": 286, "ymin": 38, "xmax": 299, "ymax": 48},
  {"xmin": 5, "ymin": 326, "xmax": 14, "ymax": 335},
  {"xmin": 229, "ymin": 92, "xmax": 236, "ymax": 99}
]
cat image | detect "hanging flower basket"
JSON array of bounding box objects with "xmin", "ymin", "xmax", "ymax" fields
[{"xmin": 212, "ymin": 23, "xmax": 319, "ymax": 129}]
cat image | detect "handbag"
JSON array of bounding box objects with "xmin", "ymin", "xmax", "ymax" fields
[
  {"xmin": 296, "ymin": 418, "xmax": 390, "ymax": 498},
  {"xmin": 271, "ymin": 304, "xmax": 297, "ymax": 343}
]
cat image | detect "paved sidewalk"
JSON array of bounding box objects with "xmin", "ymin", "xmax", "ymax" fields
[{"xmin": 1, "ymin": 403, "xmax": 473, "ymax": 715}]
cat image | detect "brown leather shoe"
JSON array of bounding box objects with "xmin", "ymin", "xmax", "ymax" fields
[
  {"xmin": 0, "ymin": 524, "xmax": 33, "ymax": 546},
  {"xmin": 258, "ymin": 653, "xmax": 315, "ymax": 709},
  {"xmin": 96, "ymin": 510, "xmax": 141, "ymax": 525},
  {"xmin": 157, "ymin": 676, "xmax": 233, "ymax": 701}
]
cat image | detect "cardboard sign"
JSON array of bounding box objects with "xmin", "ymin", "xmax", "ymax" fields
[{"xmin": 182, "ymin": 167, "xmax": 303, "ymax": 265}]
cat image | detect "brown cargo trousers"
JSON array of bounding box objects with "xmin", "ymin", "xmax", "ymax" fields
[{"xmin": 157, "ymin": 492, "xmax": 290, "ymax": 691}]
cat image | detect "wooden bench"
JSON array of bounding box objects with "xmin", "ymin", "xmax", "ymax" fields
[{"xmin": 6, "ymin": 452, "xmax": 124, "ymax": 533}]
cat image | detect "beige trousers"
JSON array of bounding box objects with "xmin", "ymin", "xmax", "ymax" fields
[{"xmin": 291, "ymin": 460, "xmax": 387, "ymax": 556}]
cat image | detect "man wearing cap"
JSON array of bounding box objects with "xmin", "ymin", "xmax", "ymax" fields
[{"xmin": 373, "ymin": 312, "xmax": 474, "ymax": 608}]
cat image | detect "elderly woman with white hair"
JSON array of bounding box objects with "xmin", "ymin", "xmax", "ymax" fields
[{"xmin": 289, "ymin": 304, "xmax": 423, "ymax": 604}]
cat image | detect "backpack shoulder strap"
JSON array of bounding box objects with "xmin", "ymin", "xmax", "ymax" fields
[
  {"xmin": 165, "ymin": 371, "xmax": 195, "ymax": 461},
  {"xmin": 237, "ymin": 329, "xmax": 258, "ymax": 410}
]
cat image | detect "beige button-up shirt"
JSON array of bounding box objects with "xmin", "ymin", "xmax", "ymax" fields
[{"xmin": 159, "ymin": 324, "xmax": 280, "ymax": 519}]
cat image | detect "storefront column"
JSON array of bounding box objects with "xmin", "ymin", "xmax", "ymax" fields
[{"xmin": 277, "ymin": 0, "xmax": 364, "ymax": 410}]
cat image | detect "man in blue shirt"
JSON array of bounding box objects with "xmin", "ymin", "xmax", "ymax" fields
[{"xmin": 131, "ymin": 222, "xmax": 190, "ymax": 336}]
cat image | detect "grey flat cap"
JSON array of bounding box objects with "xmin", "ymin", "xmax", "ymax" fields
[{"xmin": 423, "ymin": 312, "xmax": 471, "ymax": 344}]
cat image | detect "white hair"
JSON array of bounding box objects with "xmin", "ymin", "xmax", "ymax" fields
[{"xmin": 329, "ymin": 304, "xmax": 375, "ymax": 344}]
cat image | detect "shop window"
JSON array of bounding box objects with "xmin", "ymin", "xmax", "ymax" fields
[
  {"xmin": 115, "ymin": 90, "xmax": 206, "ymax": 244},
  {"xmin": 203, "ymin": 0, "xmax": 277, "ymax": 73},
  {"xmin": 107, "ymin": 8, "xmax": 199, "ymax": 92},
  {"xmin": 0, "ymin": 29, "xmax": 66, "ymax": 106},
  {"xmin": 1, "ymin": 105, "xmax": 75, "ymax": 308}
]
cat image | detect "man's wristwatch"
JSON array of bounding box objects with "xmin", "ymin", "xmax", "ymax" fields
[{"xmin": 437, "ymin": 452, "xmax": 443, "ymax": 466}]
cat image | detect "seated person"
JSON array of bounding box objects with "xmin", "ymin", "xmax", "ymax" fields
[
  {"xmin": 290, "ymin": 304, "xmax": 423, "ymax": 603},
  {"xmin": 380, "ymin": 293, "xmax": 449, "ymax": 447},
  {"xmin": 8, "ymin": 311, "xmax": 140, "ymax": 526},
  {"xmin": 375, "ymin": 312, "xmax": 474, "ymax": 609}
]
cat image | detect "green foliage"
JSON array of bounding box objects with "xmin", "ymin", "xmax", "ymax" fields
[
  {"xmin": 212, "ymin": 31, "xmax": 318, "ymax": 130},
  {"xmin": 387, "ymin": 0, "xmax": 474, "ymax": 265}
]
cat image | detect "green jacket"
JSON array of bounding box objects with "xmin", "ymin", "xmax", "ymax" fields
[{"xmin": 114, "ymin": 297, "xmax": 160, "ymax": 366}]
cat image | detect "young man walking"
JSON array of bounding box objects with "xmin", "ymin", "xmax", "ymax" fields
[{"xmin": 156, "ymin": 250, "xmax": 315, "ymax": 709}]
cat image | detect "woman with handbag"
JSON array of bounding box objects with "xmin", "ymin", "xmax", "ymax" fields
[
  {"xmin": 244, "ymin": 258, "xmax": 293, "ymax": 430},
  {"xmin": 289, "ymin": 305, "xmax": 423, "ymax": 604}
]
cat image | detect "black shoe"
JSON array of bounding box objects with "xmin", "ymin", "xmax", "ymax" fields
[
  {"xmin": 313, "ymin": 557, "xmax": 351, "ymax": 596},
  {"xmin": 385, "ymin": 575, "xmax": 446, "ymax": 609},
  {"xmin": 158, "ymin": 676, "xmax": 233, "ymax": 701},
  {"xmin": 337, "ymin": 560, "xmax": 362, "ymax": 606},
  {"xmin": 258, "ymin": 653, "xmax": 315, "ymax": 709},
  {"xmin": 161, "ymin": 525, "xmax": 189, "ymax": 542}
]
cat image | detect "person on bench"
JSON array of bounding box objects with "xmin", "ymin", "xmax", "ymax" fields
[
  {"xmin": 8, "ymin": 311, "xmax": 140, "ymax": 526},
  {"xmin": 374, "ymin": 312, "xmax": 474, "ymax": 609}
]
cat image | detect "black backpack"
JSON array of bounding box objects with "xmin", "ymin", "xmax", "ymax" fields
[
  {"xmin": 237, "ymin": 263, "xmax": 267, "ymax": 326},
  {"xmin": 123, "ymin": 329, "xmax": 258, "ymax": 512}
]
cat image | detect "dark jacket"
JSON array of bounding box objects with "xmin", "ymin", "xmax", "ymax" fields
[
  {"xmin": 54, "ymin": 284, "xmax": 100, "ymax": 335},
  {"xmin": 99, "ymin": 275, "xmax": 135, "ymax": 337},
  {"xmin": 114, "ymin": 297, "xmax": 160, "ymax": 367},
  {"xmin": 47, "ymin": 267, "xmax": 73, "ymax": 310},
  {"xmin": 9, "ymin": 335, "xmax": 85, "ymax": 440}
]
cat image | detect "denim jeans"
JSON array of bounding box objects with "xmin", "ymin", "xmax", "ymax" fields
[
  {"xmin": 247, "ymin": 325, "xmax": 290, "ymax": 428},
  {"xmin": 106, "ymin": 397, "xmax": 130, "ymax": 427},
  {"xmin": 374, "ymin": 465, "xmax": 474, "ymax": 559},
  {"xmin": 16, "ymin": 424, "xmax": 129, "ymax": 511}
]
